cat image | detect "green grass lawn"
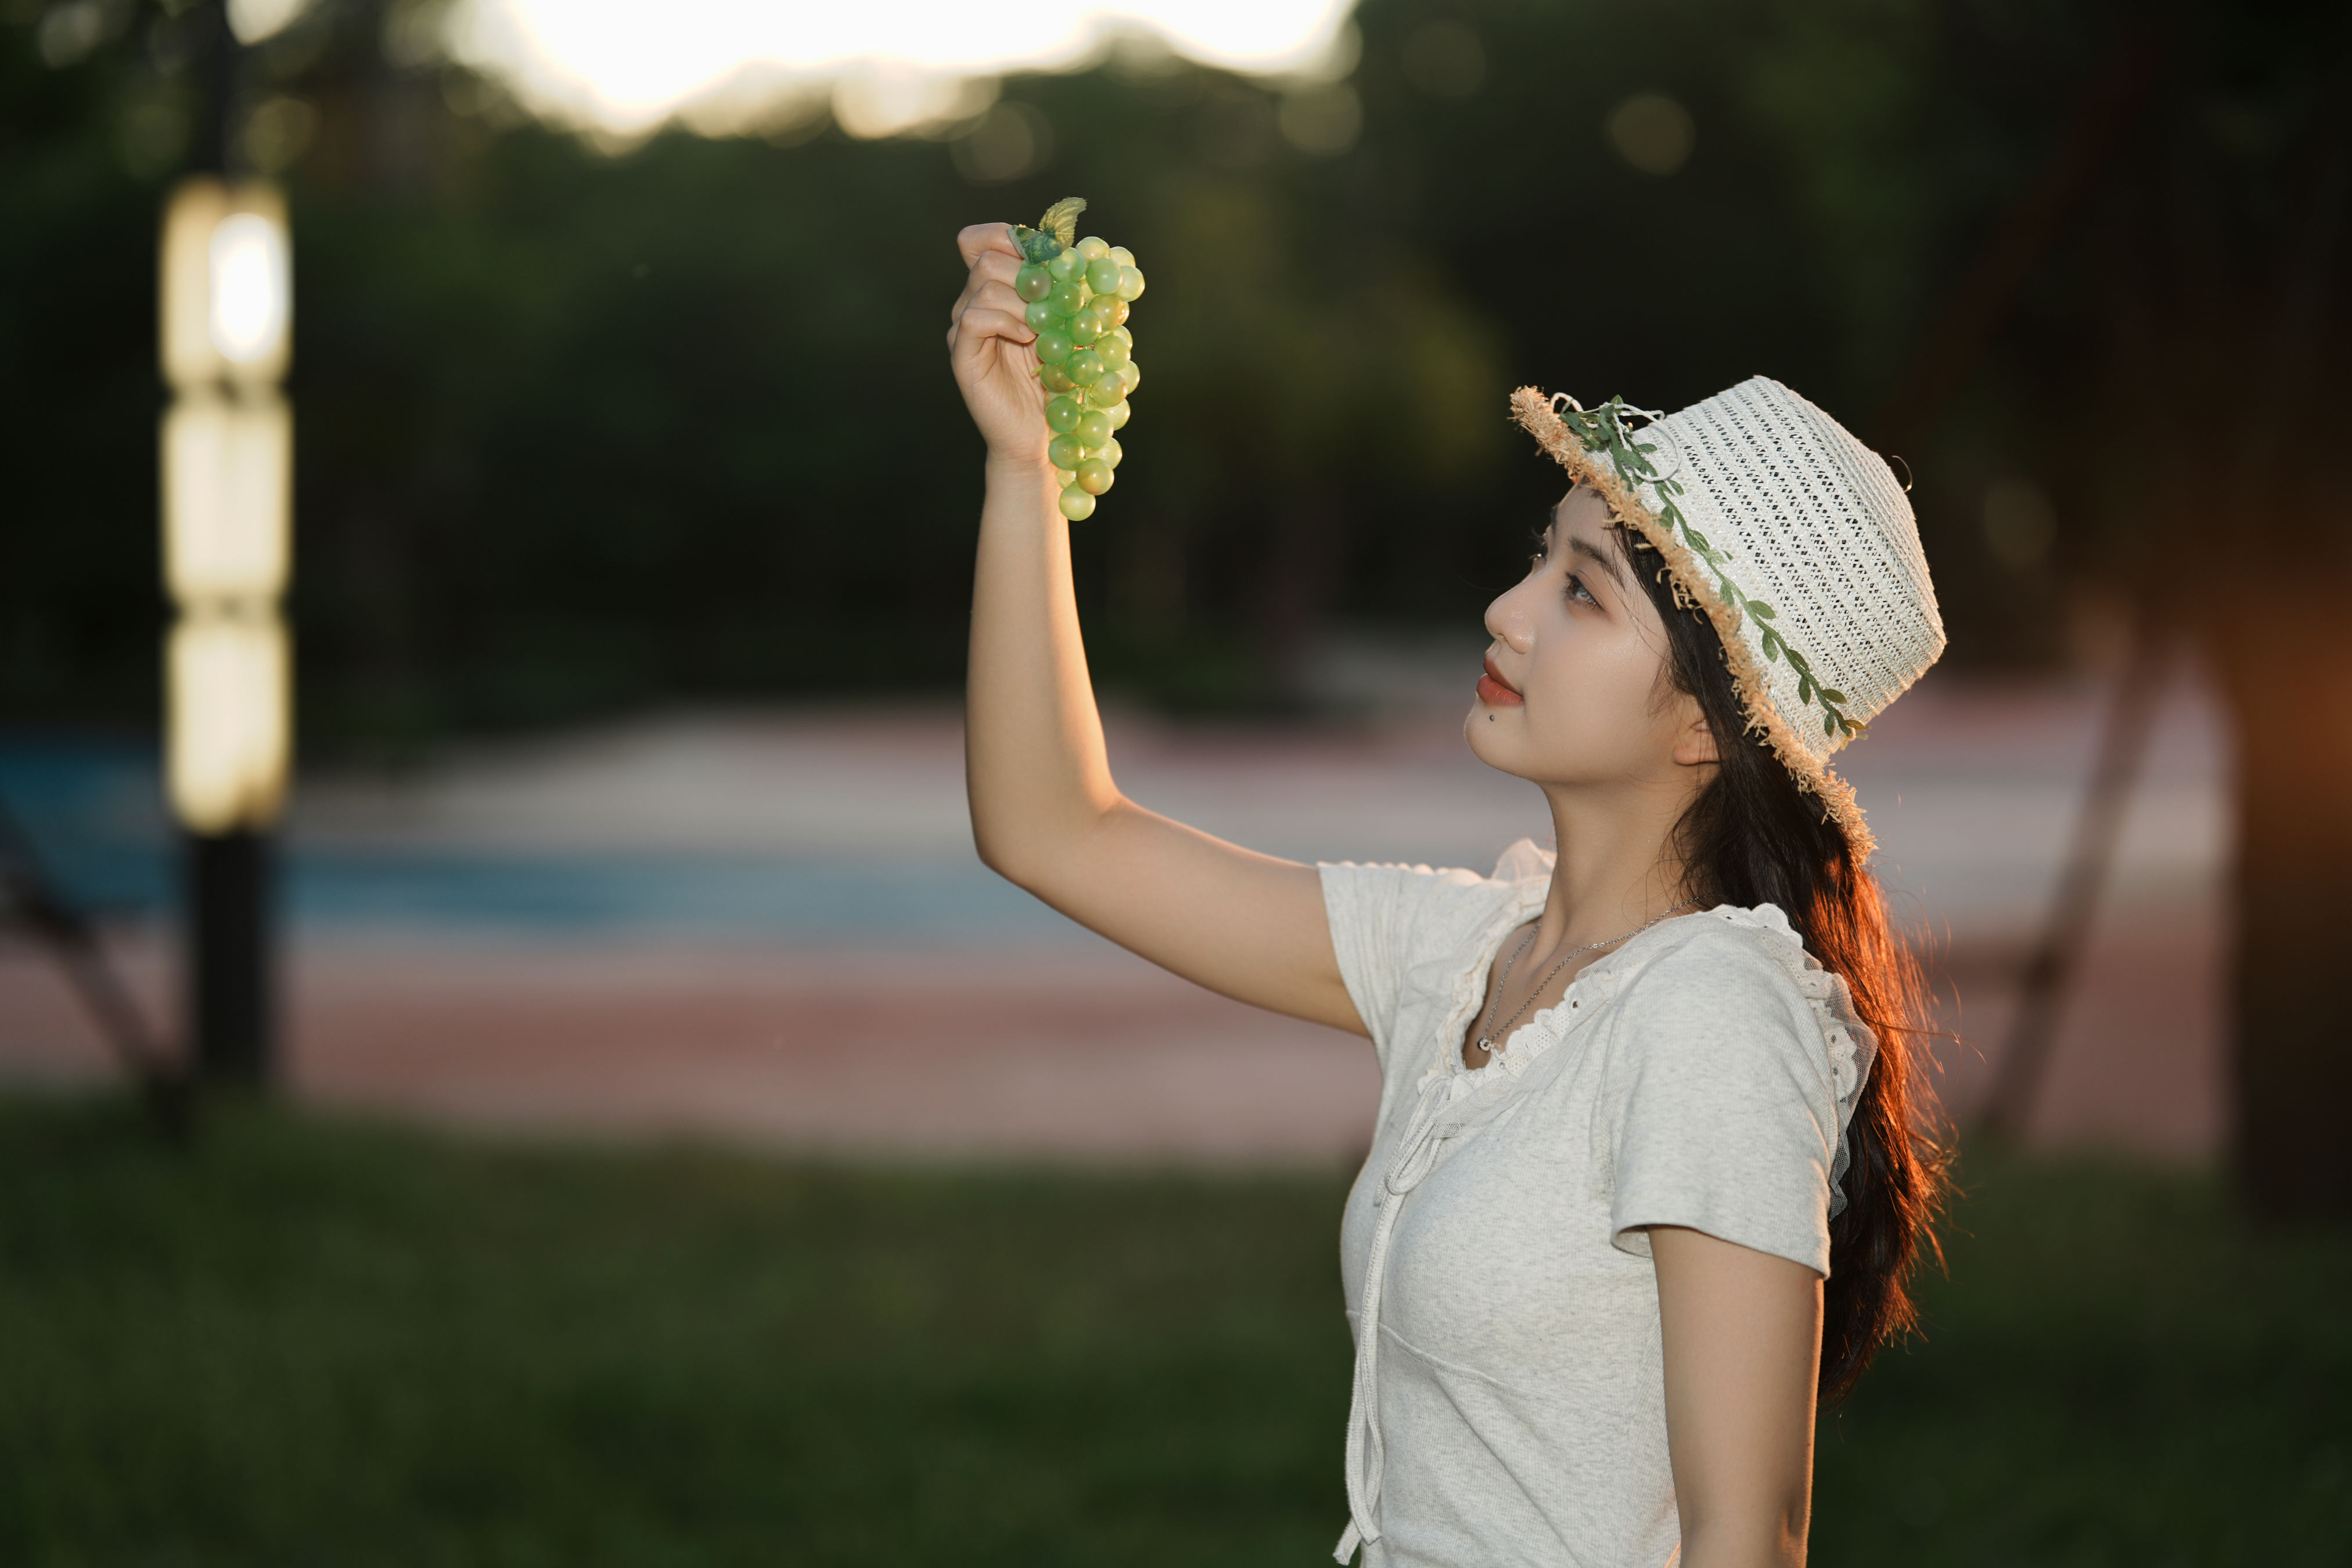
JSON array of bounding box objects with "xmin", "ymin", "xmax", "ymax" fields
[{"xmin": 3, "ymin": 1093, "xmax": 2346, "ymax": 1566}]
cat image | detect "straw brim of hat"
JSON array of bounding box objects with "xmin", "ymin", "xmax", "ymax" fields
[{"xmin": 1507, "ymin": 384, "xmax": 1876, "ymax": 860}]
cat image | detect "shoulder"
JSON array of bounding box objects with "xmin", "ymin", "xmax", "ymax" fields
[
  {"xmin": 1318, "ymin": 861, "xmax": 1505, "ymax": 977},
  {"xmin": 1606, "ymin": 905, "xmax": 1832, "ymax": 1080},
  {"xmin": 1317, "ymin": 843, "xmax": 1546, "ymax": 1049},
  {"xmin": 1621, "ymin": 904, "xmax": 1812, "ymax": 1005},
  {"xmin": 1319, "ymin": 839, "xmax": 1547, "ymax": 955}
]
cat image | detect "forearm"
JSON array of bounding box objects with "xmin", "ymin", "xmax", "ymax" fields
[
  {"xmin": 1653, "ymin": 1225, "xmax": 1820, "ymax": 1568},
  {"xmin": 965, "ymin": 454, "xmax": 1121, "ymax": 883},
  {"xmin": 1677, "ymin": 1511, "xmax": 1808, "ymax": 1568}
]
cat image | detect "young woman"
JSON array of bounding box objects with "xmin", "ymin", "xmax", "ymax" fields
[{"xmin": 948, "ymin": 221, "xmax": 1948, "ymax": 1568}]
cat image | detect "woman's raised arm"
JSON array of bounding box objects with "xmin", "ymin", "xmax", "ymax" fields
[{"xmin": 949, "ymin": 221, "xmax": 1359, "ymax": 1034}]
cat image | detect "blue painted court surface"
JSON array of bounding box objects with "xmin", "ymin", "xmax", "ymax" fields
[{"xmin": 0, "ymin": 736, "xmax": 1078, "ymax": 945}]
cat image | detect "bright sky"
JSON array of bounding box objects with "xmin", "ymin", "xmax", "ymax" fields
[{"xmin": 445, "ymin": 0, "xmax": 1360, "ymax": 139}]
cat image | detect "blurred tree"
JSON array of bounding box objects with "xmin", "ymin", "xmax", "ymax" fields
[
  {"xmin": 0, "ymin": 0, "xmax": 2067, "ymax": 749},
  {"xmin": 2084, "ymin": 6, "xmax": 2352, "ymax": 1219},
  {"xmin": 1732, "ymin": 0, "xmax": 2352, "ymax": 1216},
  {"xmin": 2, "ymin": 1, "xmax": 2346, "ymax": 1203}
]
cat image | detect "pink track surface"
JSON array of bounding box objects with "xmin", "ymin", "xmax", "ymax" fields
[
  {"xmin": 0, "ymin": 670, "xmax": 2233, "ymax": 1164},
  {"xmin": 0, "ymin": 918, "xmax": 2222, "ymax": 1165}
]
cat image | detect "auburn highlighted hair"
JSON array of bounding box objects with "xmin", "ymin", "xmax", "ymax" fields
[{"xmin": 1615, "ymin": 518, "xmax": 1951, "ymax": 1404}]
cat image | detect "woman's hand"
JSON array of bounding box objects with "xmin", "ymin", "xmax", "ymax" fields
[{"xmin": 948, "ymin": 223, "xmax": 1049, "ymax": 469}]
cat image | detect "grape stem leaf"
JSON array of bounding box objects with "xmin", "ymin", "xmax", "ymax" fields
[{"xmin": 1011, "ymin": 196, "xmax": 1088, "ymax": 263}]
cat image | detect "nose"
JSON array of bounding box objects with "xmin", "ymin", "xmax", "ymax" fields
[{"xmin": 1485, "ymin": 584, "xmax": 1534, "ymax": 654}]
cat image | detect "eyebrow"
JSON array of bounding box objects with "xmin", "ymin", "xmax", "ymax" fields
[{"xmin": 1567, "ymin": 532, "xmax": 1628, "ymax": 590}]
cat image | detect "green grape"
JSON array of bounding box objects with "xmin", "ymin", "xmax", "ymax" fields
[{"xmin": 1010, "ymin": 199, "xmax": 1145, "ymax": 522}]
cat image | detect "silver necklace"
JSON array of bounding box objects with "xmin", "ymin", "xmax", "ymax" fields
[{"xmin": 1473, "ymin": 898, "xmax": 1699, "ymax": 1055}]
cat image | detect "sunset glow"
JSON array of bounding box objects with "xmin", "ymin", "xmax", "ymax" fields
[{"xmin": 447, "ymin": 0, "xmax": 1359, "ymax": 138}]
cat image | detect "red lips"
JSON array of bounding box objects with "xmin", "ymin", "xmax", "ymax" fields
[{"xmin": 1477, "ymin": 654, "xmax": 1523, "ymax": 707}]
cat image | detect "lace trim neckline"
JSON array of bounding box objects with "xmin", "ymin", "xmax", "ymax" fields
[{"xmin": 1432, "ymin": 883, "xmax": 1701, "ymax": 1089}]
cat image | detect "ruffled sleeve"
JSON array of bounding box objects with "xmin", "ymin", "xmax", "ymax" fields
[
  {"xmin": 1601, "ymin": 908, "xmax": 1850, "ymax": 1276},
  {"xmin": 1318, "ymin": 858, "xmax": 1499, "ymax": 1077}
]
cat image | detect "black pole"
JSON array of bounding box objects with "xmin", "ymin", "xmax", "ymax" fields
[
  {"xmin": 188, "ymin": 829, "xmax": 274, "ymax": 1085},
  {"xmin": 182, "ymin": 1, "xmax": 275, "ymax": 1088},
  {"xmin": 193, "ymin": 0, "xmax": 238, "ymax": 177},
  {"xmin": 1980, "ymin": 612, "xmax": 2169, "ymax": 1139},
  {"xmin": 0, "ymin": 794, "xmax": 190, "ymax": 1132}
]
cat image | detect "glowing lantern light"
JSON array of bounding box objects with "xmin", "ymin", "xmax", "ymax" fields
[
  {"xmin": 163, "ymin": 393, "xmax": 291, "ymax": 604},
  {"xmin": 159, "ymin": 175, "xmax": 294, "ymax": 841},
  {"xmin": 206, "ymin": 213, "xmax": 292, "ymax": 368},
  {"xmin": 163, "ymin": 179, "xmax": 292, "ymax": 392},
  {"xmin": 168, "ymin": 616, "xmax": 291, "ymax": 836}
]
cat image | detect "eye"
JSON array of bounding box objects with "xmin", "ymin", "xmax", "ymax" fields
[{"xmin": 1565, "ymin": 573, "xmax": 1599, "ymax": 607}]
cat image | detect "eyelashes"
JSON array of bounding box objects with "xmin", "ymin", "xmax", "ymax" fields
[{"xmin": 1528, "ymin": 548, "xmax": 1599, "ymax": 607}]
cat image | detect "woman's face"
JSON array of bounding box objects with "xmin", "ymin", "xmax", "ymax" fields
[{"xmin": 1466, "ymin": 486, "xmax": 1714, "ymax": 791}]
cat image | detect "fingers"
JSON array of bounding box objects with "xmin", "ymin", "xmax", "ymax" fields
[
  {"xmin": 950, "ymin": 248, "xmax": 1023, "ymax": 321},
  {"xmin": 966, "ymin": 276, "xmax": 1028, "ymax": 323},
  {"xmin": 970, "ymin": 249, "xmax": 1021, "ymax": 286},
  {"xmin": 950, "ymin": 264, "xmax": 1033, "ymax": 343},
  {"xmin": 956, "ymin": 221, "xmax": 1021, "ymax": 268},
  {"xmin": 950, "ymin": 305, "xmax": 1038, "ymax": 368}
]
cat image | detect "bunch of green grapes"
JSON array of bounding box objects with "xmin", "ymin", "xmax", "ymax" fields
[{"xmin": 1011, "ymin": 197, "xmax": 1146, "ymax": 522}]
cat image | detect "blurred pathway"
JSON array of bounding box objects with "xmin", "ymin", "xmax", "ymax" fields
[{"xmin": 0, "ymin": 655, "xmax": 2232, "ymax": 1163}]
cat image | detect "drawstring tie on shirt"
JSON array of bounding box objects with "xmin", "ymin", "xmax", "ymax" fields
[
  {"xmin": 1335, "ymin": 1051, "xmax": 1547, "ymax": 1563},
  {"xmin": 1335, "ymin": 1069, "xmax": 1455, "ymax": 1563}
]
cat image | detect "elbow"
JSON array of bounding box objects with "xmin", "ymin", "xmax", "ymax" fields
[
  {"xmin": 972, "ymin": 825, "xmax": 1028, "ymax": 888},
  {"xmin": 970, "ymin": 796, "xmax": 1114, "ymax": 895},
  {"xmin": 971, "ymin": 814, "xmax": 1053, "ymax": 894}
]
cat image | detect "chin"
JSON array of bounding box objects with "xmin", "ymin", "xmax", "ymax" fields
[{"xmin": 1464, "ymin": 704, "xmax": 1529, "ymax": 776}]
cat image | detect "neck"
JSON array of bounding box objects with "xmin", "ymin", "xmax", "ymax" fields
[{"xmin": 1530, "ymin": 773, "xmax": 1703, "ymax": 959}]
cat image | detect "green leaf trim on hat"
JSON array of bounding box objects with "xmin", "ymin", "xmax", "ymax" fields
[{"xmin": 1558, "ymin": 397, "xmax": 1867, "ymax": 742}]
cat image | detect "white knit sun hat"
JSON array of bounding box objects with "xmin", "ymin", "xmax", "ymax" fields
[{"xmin": 1510, "ymin": 376, "xmax": 1944, "ymax": 858}]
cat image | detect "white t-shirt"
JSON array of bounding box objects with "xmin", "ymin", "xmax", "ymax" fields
[{"xmin": 1319, "ymin": 842, "xmax": 1876, "ymax": 1568}]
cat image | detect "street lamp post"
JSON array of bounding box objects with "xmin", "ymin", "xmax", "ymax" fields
[{"xmin": 160, "ymin": 175, "xmax": 293, "ymax": 1085}]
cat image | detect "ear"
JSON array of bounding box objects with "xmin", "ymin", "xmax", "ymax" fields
[{"xmin": 1670, "ymin": 697, "xmax": 1720, "ymax": 768}]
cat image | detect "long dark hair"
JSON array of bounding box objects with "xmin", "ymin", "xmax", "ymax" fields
[{"xmin": 1614, "ymin": 520, "xmax": 1950, "ymax": 1405}]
